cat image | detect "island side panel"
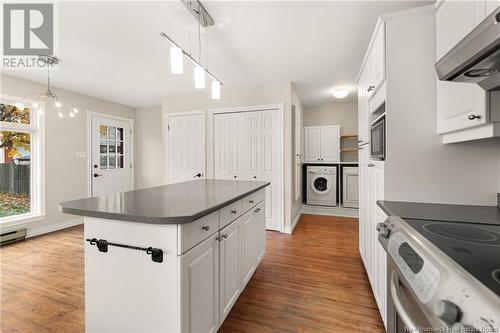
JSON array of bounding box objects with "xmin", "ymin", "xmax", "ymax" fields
[{"xmin": 84, "ymin": 217, "xmax": 180, "ymax": 333}]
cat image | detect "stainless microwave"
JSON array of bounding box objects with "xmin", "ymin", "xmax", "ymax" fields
[{"xmin": 370, "ymin": 117, "xmax": 385, "ymax": 160}]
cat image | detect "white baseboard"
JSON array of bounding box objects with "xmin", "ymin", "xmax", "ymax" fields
[
  {"xmin": 301, "ymin": 204, "xmax": 359, "ymax": 218},
  {"xmin": 26, "ymin": 218, "xmax": 83, "ymax": 238},
  {"xmin": 283, "ymin": 209, "xmax": 302, "ymax": 234}
]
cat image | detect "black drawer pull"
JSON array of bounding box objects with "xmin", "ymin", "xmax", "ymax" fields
[{"xmin": 86, "ymin": 238, "xmax": 163, "ymax": 263}]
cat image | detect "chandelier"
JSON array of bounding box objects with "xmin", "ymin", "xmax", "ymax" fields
[{"xmin": 15, "ymin": 55, "xmax": 79, "ymax": 118}]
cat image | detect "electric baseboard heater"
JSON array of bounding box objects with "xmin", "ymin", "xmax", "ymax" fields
[{"xmin": 1, "ymin": 229, "xmax": 26, "ymax": 245}]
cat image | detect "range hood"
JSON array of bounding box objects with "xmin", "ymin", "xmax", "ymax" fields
[{"xmin": 436, "ymin": 7, "xmax": 500, "ymax": 91}]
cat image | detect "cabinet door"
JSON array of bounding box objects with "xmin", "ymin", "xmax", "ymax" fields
[
  {"xmin": 229, "ymin": 113, "xmax": 247, "ymax": 180},
  {"xmin": 357, "ymin": 74, "xmax": 369, "ymax": 145},
  {"xmin": 320, "ymin": 126, "xmax": 340, "ymax": 162},
  {"xmin": 181, "ymin": 234, "xmax": 219, "ymax": 333},
  {"xmin": 241, "ymin": 211, "xmax": 255, "ymax": 286},
  {"xmin": 214, "ymin": 114, "xmax": 231, "ymax": 180},
  {"xmin": 304, "ymin": 127, "xmax": 321, "ymax": 162},
  {"xmin": 436, "ymin": 1, "xmax": 487, "ymax": 134},
  {"xmin": 244, "ymin": 111, "xmax": 262, "ymax": 180},
  {"xmin": 343, "ymin": 168, "xmax": 359, "ymax": 208},
  {"xmin": 367, "ymin": 23, "xmax": 385, "ymax": 98},
  {"xmin": 219, "ymin": 218, "xmax": 242, "ymax": 323},
  {"xmin": 253, "ymin": 202, "xmax": 266, "ymax": 263}
]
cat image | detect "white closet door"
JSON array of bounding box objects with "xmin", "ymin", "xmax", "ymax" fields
[
  {"xmin": 244, "ymin": 112, "xmax": 262, "ymax": 181},
  {"xmin": 320, "ymin": 126, "xmax": 340, "ymax": 162},
  {"xmin": 229, "ymin": 113, "xmax": 246, "ymax": 180},
  {"xmin": 262, "ymin": 110, "xmax": 281, "ymax": 231},
  {"xmin": 214, "ymin": 114, "xmax": 230, "ymax": 180}
]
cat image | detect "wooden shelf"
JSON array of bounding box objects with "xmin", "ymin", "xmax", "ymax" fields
[
  {"xmin": 340, "ymin": 148, "xmax": 359, "ymax": 153},
  {"xmin": 341, "ymin": 135, "xmax": 358, "ymax": 139}
]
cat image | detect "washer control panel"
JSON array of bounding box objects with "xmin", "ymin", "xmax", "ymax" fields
[{"xmin": 388, "ymin": 232, "xmax": 441, "ymax": 303}]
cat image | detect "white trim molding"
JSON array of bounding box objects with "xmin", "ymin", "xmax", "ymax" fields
[
  {"xmin": 283, "ymin": 208, "xmax": 302, "ymax": 234},
  {"xmin": 301, "ymin": 204, "xmax": 359, "ymax": 218},
  {"xmin": 26, "ymin": 217, "xmax": 83, "ymax": 238}
]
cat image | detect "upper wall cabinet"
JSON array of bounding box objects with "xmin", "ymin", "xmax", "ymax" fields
[
  {"xmin": 365, "ymin": 23, "xmax": 386, "ymax": 99},
  {"xmin": 436, "ymin": 0, "xmax": 500, "ymax": 142},
  {"xmin": 304, "ymin": 126, "xmax": 340, "ymax": 163}
]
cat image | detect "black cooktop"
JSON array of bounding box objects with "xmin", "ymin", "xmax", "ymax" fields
[{"xmin": 404, "ymin": 218, "xmax": 500, "ymax": 297}]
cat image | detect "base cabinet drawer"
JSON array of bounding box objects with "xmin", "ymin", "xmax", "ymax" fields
[
  {"xmin": 220, "ymin": 200, "xmax": 243, "ymax": 229},
  {"xmin": 178, "ymin": 211, "xmax": 219, "ymax": 255},
  {"xmin": 241, "ymin": 189, "xmax": 265, "ymax": 213}
]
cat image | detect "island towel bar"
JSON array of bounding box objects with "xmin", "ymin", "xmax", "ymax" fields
[{"xmin": 86, "ymin": 238, "xmax": 163, "ymax": 263}]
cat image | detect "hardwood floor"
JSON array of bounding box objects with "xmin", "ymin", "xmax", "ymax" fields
[{"xmin": 1, "ymin": 215, "xmax": 385, "ymax": 333}]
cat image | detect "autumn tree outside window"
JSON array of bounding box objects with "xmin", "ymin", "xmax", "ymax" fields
[{"xmin": 0, "ymin": 96, "xmax": 44, "ymax": 223}]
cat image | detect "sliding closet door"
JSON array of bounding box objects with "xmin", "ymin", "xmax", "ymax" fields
[
  {"xmin": 214, "ymin": 114, "xmax": 230, "ymax": 180},
  {"xmin": 262, "ymin": 110, "xmax": 281, "ymax": 231},
  {"xmin": 244, "ymin": 112, "xmax": 262, "ymax": 181},
  {"xmin": 229, "ymin": 113, "xmax": 246, "ymax": 180}
]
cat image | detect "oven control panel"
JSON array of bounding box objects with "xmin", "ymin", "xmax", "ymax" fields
[{"xmin": 388, "ymin": 232, "xmax": 441, "ymax": 303}]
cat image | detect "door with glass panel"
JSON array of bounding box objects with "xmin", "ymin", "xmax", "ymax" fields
[{"xmin": 91, "ymin": 115, "xmax": 132, "ymax": 196}]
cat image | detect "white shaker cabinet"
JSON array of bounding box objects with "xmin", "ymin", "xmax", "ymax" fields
[
  {"xmin": 181, "ymin": 233, "xmax": 220, "ymax": 333},
  {"xmin": 218, "ymin": 215, "xmax": 243, "ymax": 323},
  {"xmin": 365, "ymin": 22, "xmax": 386, "ymax": 99},
  {"xmin": 304, "ymin": 126, "xmax": 340, "ymax": 163},
  {"xmin": 436, "ymin": 0, "xmax": 488, "ymax": 134}
]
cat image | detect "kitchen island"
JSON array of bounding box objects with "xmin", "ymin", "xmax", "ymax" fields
[{"xmin": 60, "ymin": 179, "xmax": 269, "ymax": 333}]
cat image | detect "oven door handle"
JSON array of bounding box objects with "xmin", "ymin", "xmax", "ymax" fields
[{"xmin": 390, "ymin": 270, "xmax": 419, "ymax": 332}]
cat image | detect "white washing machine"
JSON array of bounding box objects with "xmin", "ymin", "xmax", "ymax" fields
[{"xmin": 306, "ymin": 166, "xmax": 337, "ymax": 206}]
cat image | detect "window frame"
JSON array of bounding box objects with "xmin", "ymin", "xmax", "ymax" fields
[{"xmin": 0, "ymin": 94, "xmax": 45, "ymax": 227}]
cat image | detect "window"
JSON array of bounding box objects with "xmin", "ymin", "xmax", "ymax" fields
[
  {"xmin": 0, "ymin": 95, "xmax": 44, "ymax": 223},
  {"xmin": 99, "ymin": 125, "xmax": 125, "ymax": 170}
]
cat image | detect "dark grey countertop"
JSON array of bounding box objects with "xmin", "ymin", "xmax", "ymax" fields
[
  {"xmin": 377, "ymin": 200, "xmax": 500, "ymax": 225},
  {"xmin": 60, "ymin": 179, "xmax": 270, "ymax": 224}
]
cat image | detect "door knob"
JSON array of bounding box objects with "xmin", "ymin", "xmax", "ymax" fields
[
  {"xmin": 93, "ymin": 173, "xmax": 103, "ymax": 177},
  {"xmin": 201, "ymin": 225, "xmax": 210, "ymax": 231},
  {"xmin": 222, "ymin": 234, "xmax": 229, "ymax": 239},
  {"xmin": 193, "ymin": 173, "xmax": 202, "ymax": 178},
  {"xmin": 468, "ymin": 114, "xmax": 481, "ymax": 120},
  {"xmin": 368, "ymin": 163, "xmax": 375, "ymax": 167}
]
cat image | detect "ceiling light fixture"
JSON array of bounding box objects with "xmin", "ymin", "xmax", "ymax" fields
[
  {"xmin": 333, "ymin": 88, "xmax": 349, "ymax": 99},
  {"xmin": 14, "ymin": 55, "xmax": 79, "ymax": 118},
  {"xmin": 161, "ymin": 0, "xmax": 222, "ymax": 99}
]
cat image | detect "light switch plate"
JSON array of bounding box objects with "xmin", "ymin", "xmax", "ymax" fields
[{"xmin": 76, "ymin": 152, "xmax": 87, "ymax": 159}]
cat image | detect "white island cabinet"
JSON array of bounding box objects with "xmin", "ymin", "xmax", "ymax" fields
[{"xmin": 60, "ymin": 180, "xmax": 268, "ymax": 333}]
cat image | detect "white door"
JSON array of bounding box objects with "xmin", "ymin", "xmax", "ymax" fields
[
  {"xmin": 261, "ymin": 110, "xmax": 282, "ymax": 231},
  {"xmin": 436, "ymin": 1, "xmax": 488, "ymax": 134},
  {"xmin": 214, "ymin": 114, "xmax": 231, "ymax": 180},
  {"xmin": 241, "ymin": 210, "xmax": 255, "ymax": 286},
  {"xmin": 219, "ymin": 218, "xmax": 242, "ymax": 323},
  {"xmin": 244, "ymin": 111, "xmax": 262, "ymax": 181},
  {"xmin": 91, "ymin": 115, "xmax": 133, "ymax": 196},
  {"xmin": 180, "ymin": 234, "xmax": 219, "ymax": 333},
  {"xmin": 229, "ymin": 113, "xmax": 246, "ymax": 180},
  {"xmin": 167, "ymin": 112, "xmax": 205, "ymax": 184},
  {"xmin": 304, "ymin": 127, "xmax": 321, "ymax": 162},
  {"xmin": 320, "ymin": 126, "xmax": 340, "ymax": 162}
]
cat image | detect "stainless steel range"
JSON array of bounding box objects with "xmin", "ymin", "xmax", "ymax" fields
[{"xmin": 378, "ymin": 216, "xmax": 500, "ymax": 332}]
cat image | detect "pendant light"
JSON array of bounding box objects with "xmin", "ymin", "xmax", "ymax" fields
[
  {"xmin": 161, "ymin": 0, "xmax": 222, "ymax": 99},
  {"xmin": 211, "ymin": 80, "xmax": 221, "ymax": 99},
  {"xmin": 170, "ymin": 46, "xmax": 183, "ymax": 74},
  {"xmin": 194, "ymin": 65, "xmax": 205, "ymax": 89}
]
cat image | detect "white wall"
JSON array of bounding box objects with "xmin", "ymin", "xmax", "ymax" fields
[
  {"xmin": 290, "ymin": 84, "xmax": 304, "ymax": 229},
  {"xmin": 384, "ymin": 8, "xmax": 500, "ymax": 206},
  {"xmin": 134, "ymin": 106, "xmax": 165, "ymax": 189},
  {"xmin": 303, "ymin": 102, "xmax": 358, "ymax": 134},
  {"xmin": 0, "ymin": 74, "xmax": 136, "ymax": 232}
]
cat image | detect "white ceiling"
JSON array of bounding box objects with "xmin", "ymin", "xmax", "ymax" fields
[{"xmin": 4, "ymin": 1, "xmax": 432, "ymax": 108}]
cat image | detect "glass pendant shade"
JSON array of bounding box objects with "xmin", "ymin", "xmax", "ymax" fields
[
  {"xmin": 170, "ymin": 46, "xmax": 183, "ymax": 74},
  {"xmin": 211, "ymin": 80, "xmax": 221, "ymax": 99},
  {"xmin": 194, "ymin": 65, "xmax": 205, "ymax": 89}
]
